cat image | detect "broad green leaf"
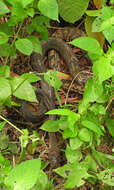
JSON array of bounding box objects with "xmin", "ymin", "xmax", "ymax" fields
[
  {"xmin": 93, "ymin": 56, "xmax": 113, "ymax": 83},
  {"xmin": 78, "ymin": 128, "xmax": 91, "ymax": 142},
  {"xmin": 0, "ymin": 32, "xmax": 8, "ymax": 45},
  {"xmin": 106, "ymin": 119, "xmax": 114, "ymax": 138},
  {"xmin": 65, "ymin": 146, "xmax": 82, "ymax": 163},
  {"xmin": 15, "ymin": 38, "xmax": 33, "ymax": 55},
  {"xmin": 0, "ymin": 78, "xmax": 11, "ymax": 104},
  {"xmin": 38, "ymin": 0, "xmax": 59, "ymax": 21},
  {"xmin": 83, "ymin": 78, "xmax": 103, "ymax": 103},
  {"xmin": 63, "ymin": 127, "xmax": 78, "ymax": 139},
  {"xmin": 84, "ymin": 154, "xmax": 98, "ymax": 172},
  {"xmin": 85, "ymin": 10, "xmax": 101, "ymax": 17},
  {"xmin": 89, "ymin": 104, "xmax": 106, "ymax": 115},
  {"xmin": 69, "ymin": 37, "xmax": 102, "ymax": 56},
  {"xmin": 35, "ymin": 24, "xmax": 49, "ymax": 41},
  {"xmin": 12, "ymin": 2, "xmax": 27, "ymax": 20},
  {"xmin": 103, "ymin": 26, "xmax": 114, "ymax": 44},
  {"xmin": 40, "ymin": 120, "xmax": 60, "ymax": 132},
  {"xmin": 46, "ymin": 109, "xmax": 80, "ymax": 120},
  {"xmin": 54, "ymin": 163, "xmax": 72, "ymax": 178},
  {"xmin": 58, "ymin": 0, "xmax": 89, "ymax": 23},
  {"xmin": 36, "ymin": 170, "xmax": 48, "ymax": 190},
  {"xmin": 27, "ymin": 36, "xmax": 42, "ymax": 54},
  {"xmin": 0, "ymin": 1, "xmax": 10, "ymax": 16},
  {"xmin": 9, "ymin": 77, "xmax": 37, "ymax": 102},
  {"xmin": 0, "ymin": 65, "xmax": 10, "ymax": 78},
  {"xmin": 70, "ymin": 137, "xmax": 83, "ymax": 150},
  {"xmin": 26, "ymin": 7, "xmax": 35, "ymax": 17},
  {"xmin": 21, "ymin": 0, "xmax": 34, "ymax": 8},
  {"xmin": 81, "ymin": 120, "xmax": 104, "ymax": 136},
  {"xmin": 64, "ymin": 162, "xmax": 89, "ymax": 188},
  {"xmin": 5, "ymin": 159, "xmax": 41, "ymax": 190},
  {"xmin": 21, "ymin": 73, "xmax": 41, "ymax": 83},
  {"xmin": 97, "ymin": 168, "xmax": 114, "ymax": 186},
  {"xmin": 7, "ymin": 16, "xmax": 19, "ymax": 26}
]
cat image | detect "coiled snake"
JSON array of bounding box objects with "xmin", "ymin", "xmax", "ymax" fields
[{"xmin": 21, "ymin": 28, "xmax": 91, "ymax": 167}]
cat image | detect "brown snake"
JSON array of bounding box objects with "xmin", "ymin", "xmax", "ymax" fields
[{"xmin": 21, "ymin": 29, "xmax": 91, "ymax": 167}]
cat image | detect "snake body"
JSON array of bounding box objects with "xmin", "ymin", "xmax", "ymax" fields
[{"xmin": 22, "ymin": 37, "xmax": 80, "ymax": 123}]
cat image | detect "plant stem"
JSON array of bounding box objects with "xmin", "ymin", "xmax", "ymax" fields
[{"xmin": 0, "ymin": 114, "xmax": 24, "ymax": 134}]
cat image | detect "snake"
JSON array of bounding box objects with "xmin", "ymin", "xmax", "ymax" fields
[{"xmin": 21, "ymin": 28, "xmax": 91, "ymax": 167}]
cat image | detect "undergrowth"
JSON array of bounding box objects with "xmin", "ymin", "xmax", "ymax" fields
[{"xmin": 0, "ymin": 0, "xmax": 114, "ymax": 189}]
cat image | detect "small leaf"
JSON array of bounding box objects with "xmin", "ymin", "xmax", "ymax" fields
[
  {"xmin": 5, "ymin": 159, "xmax": 41, "ymax": 190},
  {"xmin": 38, "ymin": 0, "xmax": 59, "ymax": 21},
  {"xmin": 0, "ymin": 121, "xmax": 6, "ymax": 131},
  {"xmin": 40, "ymin": 120, "xmax": 60, "ymax": 132},
  {"xmin": 15, "ymin": 38, "xmax": 33, "ymax": 55},
  {"xmin": 93, "ymin": 56, "xmax": 113, "ymax": 83},
  {"xmin": 78, "ymin": 128, "xmax": 91, "ymax": 142},
  {"xmin": 81, "ymin": 120, "xmax": 104, "ymax": 136},
  {"xmin": 70, "ymin": 137, "xmax": 83, "ymax": 150},
  {"xmin": 0, "ymin": 1, "xmax": 10, "ymax": 15},
  {"xmin": 65, "ymin": 146, "xmax": 82, "ymax": 163},
  {"xmin": 83, "ymin": 78, "xmax": 103, "ymax": 103},
  {"xmin": 97, "ymin": 168, "xmax": 114, "ymax": 186},
  {"xmin": 69, "ymin": 37, "xmax": 103, "ymax": 56},
  {"xmin": 0, "ymin": 32, "xmax": 9, "ymax": 45},
  {"xmin": 44, "ymin": 70, "xmax": 62, "ymax": 90}
]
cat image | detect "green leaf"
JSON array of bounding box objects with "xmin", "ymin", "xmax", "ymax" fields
[
  {"xmin": 83, "ymin": 78, "xmax": 103, "ymax": 103},
  {"xmin": 63, "ymin": 127, "xmax": 78, "ymax": 139},
  {"xmin": 85, "ymin": 10, "xmax": 101, "ymax": 17},
  {"xmin": 9, "ymin": 77, "xmax": 37, "ymax": 102},
  {"xmin": 21, "ymin": 0, "xmax": 34, "ymax": 8},
  {"xmin": 84, "ymin": 154, "xmax": 98, "ymax": 172},
  {"xmin": 5, "ymin": 159, "xmax": 41, "ymax": 190},
  {"xmin": 54, "ymin": 163, "xmax": 72, "ymax": 178},
  {"xmin": 81, "ymin": 120, "xmax": 104, "ymax": 136},
  {"xmin": 0, "ymin": 1, "xmax": 10, "ymax": 16},
  {"xmin": 0, "ymin": 78, "xmax": 11, "ymax": 105},
  {"xmin": 12, "ymin": 2, "xmax": 27, "ymax": 20},
  {"xmin": 36, "ymin": 170, "xmax": 48, "ymax": 190},
  {"xmin": 38, "ymin": 0, "xmax": 59, "ymax": 21},
  {"xmin": 65, "ymin": 146, "xmax": 82, "ymax": 163},
  {"xmin": 40, "ymin": 120, "xmax": 60, "ymax": 132},
  {"xmin": 70, "ymin": 137, "xmax": 83, "ymax": 150},
  {"xmin": 0, "ymin": 24, "xmax": 13, "ymax": 36},
  {"xmin": 93, "ymin": 56, "xmax": 113, "ymax": 83},
  {"xmin": 15, "ymin": 38, "xmax": 33, "ymax": 55},
  {"xmin": 44, "ymin": 70, "xmax": 62, "ymax": 90},
  {"xmin": 97, "ymin": 168, "xmax": 114, "ymax": 186},
  {"xmin": 0, "ymin": 32, "xmax": 9, "ymax": 45},
  {"xmin": 0, "ymin": 121, "xmax": 6, "ymax": 131},
  {"xmin": 89, "ymin": 104, "xmax": 106, "ymax": 115},
  {"xmin": 21, "ymin": 73, "xmax": 41, "ymax": 83},
  {"xmin": 106, "ymin": 119, "xmax": 114, "ymax": 138},
  {"xmin": 64, "ymin": 162, "xmax": 89, "ymax": 188},
  {"xmin": 69, "ymin": 37, "xmax": 103, "ymax": 56},
  {"xmin": 58, "ymin": 0, "xmax": 89, "ymax": 23},
  {"xmin": 27, "ymin": 36, "xmax": 42, "ymax": 54},
  {"xmin": 0, "ymin": 65, "xmax": 10, "ymax": 78},
  {"xmin": 78, "ymin": 128, "xmax": 91, "ymax": 142},
  {"xmin": 46, "ymin": 109, "xmax": 80, "ymax": 120},
  {"xmin": 0, "ymin": 43, "xmax": 16, "ymax": 56}
]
